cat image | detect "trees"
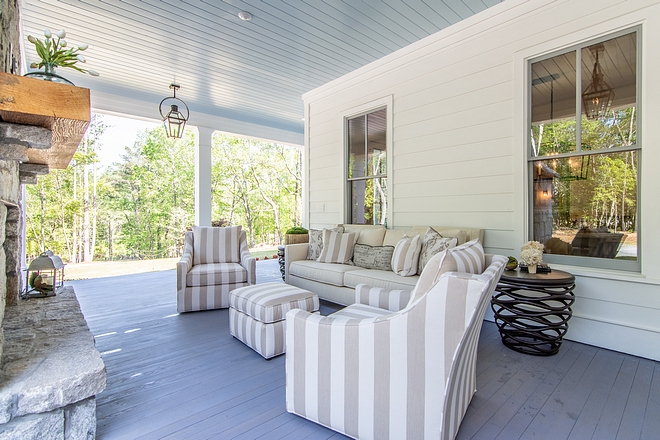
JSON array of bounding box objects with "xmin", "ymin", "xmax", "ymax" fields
[{"xmin": 25, "ymin": 116, "xmax": 303, "ymax": 262}]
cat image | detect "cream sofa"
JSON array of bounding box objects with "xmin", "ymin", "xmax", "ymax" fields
[{"xmin": 284, "ymin": 224, "xmax": 484, "ymax": 305}]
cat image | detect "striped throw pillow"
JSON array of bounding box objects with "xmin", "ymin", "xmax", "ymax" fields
[
  {"xmin": 316, "ymin": 229, "xmax": 358, "ymax": 264},
  {"xmin": 411, "ymin": 238, "xmax": 486, "ymax": 304},
  {"xmin": 192, "ymin": 225, "xmax": 242, "ymax": 264},
  {"xmin": 391, "ymin": 234, "xmax": 422, "ymax": 276}
]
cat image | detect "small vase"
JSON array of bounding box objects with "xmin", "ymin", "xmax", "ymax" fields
[
  {"xmin": 24, "ymin": 64, "xmax": 74, "ymax": 86},
  {"xmin": 528, "ymin": 265, "xmax": 537, "ymax": 274}
]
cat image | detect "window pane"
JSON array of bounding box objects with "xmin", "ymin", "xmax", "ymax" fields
[
  {"xmin": 350, "ymin": 177, "xmax": 387, "ymax": 225},
  {"xmin": 581, "ymin": 32, "xmax": 637, "ymax": 150},
  {"xmin": 532, "ymin": 151, "xmax": 637, "ymax": 260},
  {"xmin": 367, "ymin": 109, "xmax": 387, "ymax": 176},
  {"xmin": 531, "ymin": 51, "xmax": 577, "ymax": 156},
  {"xmin": 348, "ymin": 116, "xmax": 365, "ymax": 179}
]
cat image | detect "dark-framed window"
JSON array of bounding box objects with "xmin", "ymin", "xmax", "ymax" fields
[{"xmin": 528, "ymin": 28, "xmax": 640, "ymax": 271}]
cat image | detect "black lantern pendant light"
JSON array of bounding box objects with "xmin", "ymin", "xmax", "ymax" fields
[
  {"xmin": 159, "ymin": 83, "xmax": 190, "ymax": 138},
  {"xmin": 582, "ymin": 44, "xmax": 615, "ymax": 120}
]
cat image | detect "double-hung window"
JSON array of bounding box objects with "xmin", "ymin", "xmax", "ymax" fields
[
  {"xmin": 346, "ymin": 108, "xmax": 387, "ymax": 225},
  {"xmin": 528, "ymin": 29, "xmax": 640, "ymax": 271}
]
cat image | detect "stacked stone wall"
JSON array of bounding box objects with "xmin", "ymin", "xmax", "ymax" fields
[{"xmin": 0, "ymin": 0, "xmax": 21, "ymax": 74}]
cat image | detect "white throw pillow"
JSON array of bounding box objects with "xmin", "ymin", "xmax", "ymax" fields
[
  {"xmin": 316, "ymin": 229, "xmax": 357, "ymax": 264},
  {"xmin": 418, "ymin": 227, "xmax": 458, "ymax": 274},
  {"xmin": 391, "ymin": 235, "xmax": 422, "ymax": 277},
  {"xmin": 307, "ymin": 227, "xmax": 343, "ymax": 260}
]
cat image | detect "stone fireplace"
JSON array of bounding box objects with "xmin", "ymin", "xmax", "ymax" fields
[{"xmin": 0, "ymin": 72, "xmax": 106, "ymax": 438}]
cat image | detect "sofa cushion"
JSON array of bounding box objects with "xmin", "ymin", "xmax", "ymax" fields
[
  {"xmin": 192, "ymin": 225, "xmax": 242, "ymax": 264},
  {"xmin": 411, "ymin": 227, "xmax": 468, "ymax": 245},
  {"xmin": 307, "ymin": 227, "xmax": 343, "ymax": 260},
  {"xmin": 353, "ymin": 244, "xmax": 395, "ymax": 271},
  {"xmin": 391, "ymin": 235, "xmax": 422, "ymax": 276},
  {"xmin": 383, "ymin": 229, "xmax": 420, "ymax": 247},
  {"xmin": 289, "ymin": 260, "xmax": 361, "ymax": 287},
  {"xmin": 344, "ymin": 269, "xmax": 419, "ymax": 291},
  {"xmin": 317, "ymin": 229, "xmax": 358, "ymax": 264},
  {"xmin": 356, "ymin": 227, "xmax": 386, "ymax": 246},
  {"xmin": 418, "ymin": 227, "xmax": 458, "ymax": 274},
  {"xmin": 186, "ymin": 262, "xmax": 247, "ymax": 287}
]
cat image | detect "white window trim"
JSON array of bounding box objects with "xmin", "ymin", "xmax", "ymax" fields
[{"xmin": 340, "ymin": 95, "xmax": 393, "ymax": 225}]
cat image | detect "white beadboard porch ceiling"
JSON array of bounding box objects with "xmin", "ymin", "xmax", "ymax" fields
[{"xmin": 20, "ymin": 0, "xmax": 504, "ymax": 144}]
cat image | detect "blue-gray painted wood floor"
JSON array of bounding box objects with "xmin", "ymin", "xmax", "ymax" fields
[{"xmin": 68, "ymin": 260, "xmax": 659, "ymax": 439}]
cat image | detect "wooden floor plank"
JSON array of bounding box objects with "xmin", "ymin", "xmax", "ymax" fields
[
  {"xmin": 617, "ymin": 358, "xmax": 655, "ymax": 439},
  {"xmin": 65, "ymin": 261, "xmax": 658, "ymax": 440},
  {"xmin": 641, "ymin": 362, "xmax": 660, "ymax": 440},
  {"xmin": 566, "ymin": 348, "xmax": 626, "ymax": 440}
]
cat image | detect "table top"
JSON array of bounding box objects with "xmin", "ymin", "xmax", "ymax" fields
[{"xmin": 499, "ymin": 268, "xmax": 575, "ymax": 286}]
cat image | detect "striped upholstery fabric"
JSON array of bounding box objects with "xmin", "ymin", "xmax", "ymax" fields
[
  {"xmin": 230, "ymin": 283, "xmax": 319, "ymax": 323},
  {"xmin": 316, "ymin": 229, "xmax": 357, "ymax": 264},
  {"xmin": 229, "ymin": 308, "xmax": 287, "ymax": 359},
  {"xmin": 391, "ymin": 234, "xmax": 422, "ymax": 276},
  {"xmin": 192, "ymin": 225, "xmax": 242, "ymax": 264},
  {"xmin": 176, "ymin": 229, "xmax": 256, "ymax": 313},
  {"xmin": 230, "ymin": 283, "xmax": 319, "ymax": 359},
  {"xmin": 355, "ymin": 284, "xmax": 412, "ymax": 312},
  {"xmin": 285, "ymin": 254, "xmax": 507, "ymax": 440}
]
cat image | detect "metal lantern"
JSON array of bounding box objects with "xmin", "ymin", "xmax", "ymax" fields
[
  {"xmin": 582, "ymin": 44, "xmax": 615, "ymax": 120},
  {"xmin": 23, "ymin": 250, "xmax": 65, "ymax": 298},
  {"xmin": 159, "ymin": 83, "xmax": 190, "ymax": 139}
]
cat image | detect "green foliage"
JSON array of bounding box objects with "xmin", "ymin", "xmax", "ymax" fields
[
  {"xmin": 285, "ymin": 226, "xmax": 308, "ymax": 234},
  {"xmin": 25, "ymin": 114, "xmax": 303, "ymax": 263}
]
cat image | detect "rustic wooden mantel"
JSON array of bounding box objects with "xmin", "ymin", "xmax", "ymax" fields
[{"xmin": 0, "ymin": 72, "xmax": 90, "ymax": 169}]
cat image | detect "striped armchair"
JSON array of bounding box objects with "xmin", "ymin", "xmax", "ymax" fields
[
  {"xmin": 286, "ymin": 253, "xmax": 507, "ymax": 440},
  {"xmin": 176, "ymin": 226, "xmax": 256, "ymax": 313}
]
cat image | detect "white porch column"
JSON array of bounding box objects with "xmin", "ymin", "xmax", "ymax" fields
[{"xmin": 194, "ymin": 126, "xmax": 214, "ymax": 226}]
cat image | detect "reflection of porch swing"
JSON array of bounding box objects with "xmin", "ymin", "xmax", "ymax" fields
[
  {"xmin": 532, "ymin": 73, "xmax": 591, "ymax": 182},
  {"xmin": 560, "ymin": 154, "xmax": 590, "ymax": 181}
]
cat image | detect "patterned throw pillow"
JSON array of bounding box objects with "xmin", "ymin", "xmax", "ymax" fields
[
  {"xmin": 353, "ymin": 244, "xmax": 395, "ymax": 271},
  {"xmin": 411, "ymin": 238, "xmax": 486, "ymax": 304},
  {"xmin": 192, "ymin": 225, "xmax": 242, "ymax": 264},
  {"xmin": 306, "ymin": 227, "xmax": 343, "ymax": 260},
  {"xmin": 391, "ymin": 234, "xmax": 422, "ymax": 277},
  {"xmin": 316, "ymin": 229, "xmax": 358, "ymax": 264},
  {"xmin": 418, "ymin": 227, "xmax": 458, "ymax": 274}
]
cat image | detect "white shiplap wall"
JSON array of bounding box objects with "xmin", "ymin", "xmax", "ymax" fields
[{"xmin": 302, "ymin": 0, "xmax": 660, "ymax": 360}]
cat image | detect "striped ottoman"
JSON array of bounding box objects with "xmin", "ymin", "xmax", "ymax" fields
[{"xmin": 229, "ymin": 283, "xmax": 319, "ymax": 359}]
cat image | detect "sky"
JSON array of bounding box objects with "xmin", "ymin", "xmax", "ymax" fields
[{"xmin": 95, "ymin": 114, "xmax": 160, "ymax": 168}]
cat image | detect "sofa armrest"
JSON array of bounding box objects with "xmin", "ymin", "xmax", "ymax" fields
[
  {"xmin": 354, "ymin": 283, "xmax": 412, "ymax": 312},
  {"xmin": 284, "ymin": 243, "xmax": 308, "ymax": 283},
  {"xmin": 176, "ymin": 236, "xmax": 193, "ymax": 292},
  {"xmin": 239, "ymin": 232, "xmax": 256, "ymax": 285}
]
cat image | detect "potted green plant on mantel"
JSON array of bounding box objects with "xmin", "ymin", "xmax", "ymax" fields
[{"xmin": 285, "ymin": 226, "xmax": 308, "ymax": 245}]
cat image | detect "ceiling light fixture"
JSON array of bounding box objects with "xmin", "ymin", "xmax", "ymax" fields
[
  {"xmin": 582, "ymin": 44, "xmax": 615, "ymax": 120},
  {"xmin": 159, "ymin": 83, "xmax": 189, "ymax": 139},
  {"xmin": 238, "ymin": 11, "xmax": 252, "ymax": 21}
]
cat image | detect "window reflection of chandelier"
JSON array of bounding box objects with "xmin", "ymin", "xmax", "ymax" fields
[{"xmin": 582, "ymin": 44, "xmax": 615, "ymax": 120}]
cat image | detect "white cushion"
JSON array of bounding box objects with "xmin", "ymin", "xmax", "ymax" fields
[
  {"xmin": 344, "ymin": 269, "xmax": 419, "ymax": 291},
  {"xmin": 383, "ymin": 229, "xmax": 419, "ymax": 247},
  {"xmin": 391, "ymin": 235, "xmax": 422, "ymax": 276},
  {"xmin": 192, "ymin": 225, "xmax": 241, "ymax": 264},
  {"xmin": 418, "ymin": 227, "xmax": 458, "ymax": 274},
  {"xmin": 317, "ymin": 229, "xmax": 358, "ymax": 264},
  {"xmin": 186, "ymin": 262, "xmax": 246, "ymax": 287},
  {"xmin": 356, "ymin": 227, "xmax": 386, "ymax": 246},
  {"xmin": 289, "ymin": 260, "xmax": 361, "ymax": 287}
]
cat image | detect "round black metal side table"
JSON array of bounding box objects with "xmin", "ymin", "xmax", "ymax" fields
[
  {"xmin": 491, "ymin": 268, "xmax": 575, "ymax": 356},
  {"xmin": 277, "ymin": 245, "xmax": 286, "ymax": 281}
]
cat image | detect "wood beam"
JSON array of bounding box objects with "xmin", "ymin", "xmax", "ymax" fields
[{"xmin": 0, "ymin": 72, "xmax": 90, "ymax": 169}]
